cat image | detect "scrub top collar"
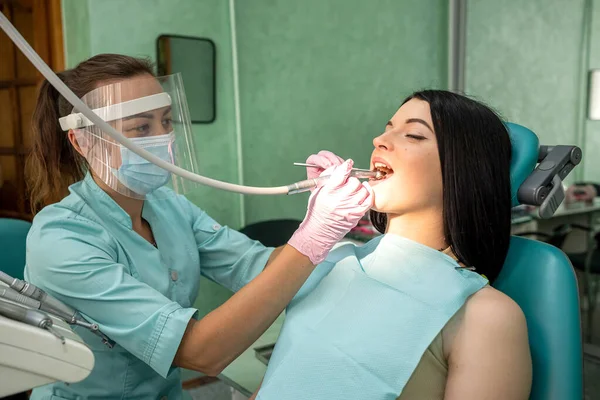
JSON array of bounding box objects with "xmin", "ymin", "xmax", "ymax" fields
[{"xmin": 80, "ymin": 172, "xmax": 155, "ymax": 229}]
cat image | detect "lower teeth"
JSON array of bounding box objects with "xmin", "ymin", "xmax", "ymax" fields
[{"xmin": 374, "ymin": 170, "xmax": 390, "ymax": 180}]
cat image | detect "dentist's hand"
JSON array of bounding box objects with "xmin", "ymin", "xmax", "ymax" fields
[
  {"xmin": 305, "ymin": 150, "xmax": 344, "ymax": 181},
  {"xmin": 288, "ymin": 160, "xmax": 374, "ymax": 265}
]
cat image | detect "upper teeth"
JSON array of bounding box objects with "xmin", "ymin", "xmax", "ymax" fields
[{"xmin": 374, "ymin": 162, "xmax": 389, "ymax": 169}]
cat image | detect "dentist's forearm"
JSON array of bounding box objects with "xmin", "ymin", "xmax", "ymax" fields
[
  {"xmin": 249, "ymin": 381, "xmax": 262, "ymax": 400},
  {"xmin": 173, "ymin": 245, "xmax": 314, "ymax": 375}
]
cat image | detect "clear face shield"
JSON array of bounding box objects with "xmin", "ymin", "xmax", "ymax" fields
[{"xmin": 59, "ymin": 73, "xmax": 199, "ymax": 200}]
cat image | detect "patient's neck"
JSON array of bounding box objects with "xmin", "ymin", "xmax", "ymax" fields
[{"xmin": 385, "ymin": 211, "xmax": 447, "ymax": 251}]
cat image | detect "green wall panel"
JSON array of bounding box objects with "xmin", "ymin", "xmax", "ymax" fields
[
  {"xmin": 584, "ymin": 1, "xmax": 600, "ymax": 181},
  {"xmin": 465, "ymin": 0, "xmax": 586, "ymax": 182}
]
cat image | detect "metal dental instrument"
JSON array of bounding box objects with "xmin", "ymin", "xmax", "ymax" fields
[
  {"xmin": 294, "ymin": 162, "xmax": 383, "ymax": 179},
  {"xmin": 287, "ymin": 163, "xmax": 383, "ymax": 195},
  {"xmin": 0, "ymin": 285, "xmax": 95, "ymax": 330},
  {"xmin": 0, "ymin": 299, "xmax": 65, "ymax": 344},
  {"xmin": 0, "ymin": 271, "xmax": 114, "ymax": 348},
  {"xmin": 293, "ymin": 162, "xmax": 374, "ymax": 173},
  {"xmin": 0, "ymin": 271, "xmax": 87, "ymax": 326}
]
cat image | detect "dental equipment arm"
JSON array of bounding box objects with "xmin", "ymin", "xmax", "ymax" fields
[{"xmin": 517, "ymin": 145, "xmax": 583, "ymax": 218}]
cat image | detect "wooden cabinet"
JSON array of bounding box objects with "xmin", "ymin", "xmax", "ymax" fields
[{"xmin": 0, "ymin": 0, "xmax": 63, "ymax": 221}]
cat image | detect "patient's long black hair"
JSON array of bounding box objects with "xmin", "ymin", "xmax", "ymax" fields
[{"xmin": 370, "ymin": 90, "xmax": 512, "ymax": 283}]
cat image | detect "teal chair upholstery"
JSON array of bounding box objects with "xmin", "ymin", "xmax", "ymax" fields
[
  {"xmin": 0, "ymin": 218, "xmax": 32, "ymax": 281},
  {"xmin": 505, "ymin": 122, "xmax": 540, "ymax": 208},
  {"xmin": 494, "ymin": 123, "xmax": 583, "ymax": 400}
]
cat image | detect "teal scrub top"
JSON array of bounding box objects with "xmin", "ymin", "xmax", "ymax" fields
[{"xmin": 24, "ymin": 174, "xmax": 274, "ymax": 400}]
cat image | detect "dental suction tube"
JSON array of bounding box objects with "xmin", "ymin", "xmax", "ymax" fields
[{"xmin": 0, "ymin": 12, "xmax": 291, "ymax": 196}]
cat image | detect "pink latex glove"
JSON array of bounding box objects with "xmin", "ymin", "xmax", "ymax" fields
[
  {"xmin": 305, "ymin": 150, "xmax": 345, "ymax": 180},
  {"xmin": 288, "ymin": 160, "xmax": 374, "ymax": 265}
]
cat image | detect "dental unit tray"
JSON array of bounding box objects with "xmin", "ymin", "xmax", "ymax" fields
[{"xmin": 518, "ymin": 145, "xmax": 582, "ymax": 219}]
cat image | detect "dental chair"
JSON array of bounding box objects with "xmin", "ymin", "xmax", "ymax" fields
[
  {"xmin": 494, "ymin": 123, "xmax": 583, "ymax": 400},
  {"xmin": 0, "ymin": 218, "xmax": 31, "ymax": 280},
  {"xmin": 517, "ymin": 223, "xmax": 600, "ymax": 342}
]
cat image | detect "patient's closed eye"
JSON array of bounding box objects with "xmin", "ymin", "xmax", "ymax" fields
[{"xmin": 406, "ymin": 134, "xmax": 426, "ymax": 140}]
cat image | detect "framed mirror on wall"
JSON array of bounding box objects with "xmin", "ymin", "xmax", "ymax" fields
[{"xmin": 157, "ymin": 35, "xmax": 216, "ymax": 123}]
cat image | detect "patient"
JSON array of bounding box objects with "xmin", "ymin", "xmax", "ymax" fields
[{"xmin": 252, "ymin": 90, "xmax": 532, "ymax": 400}]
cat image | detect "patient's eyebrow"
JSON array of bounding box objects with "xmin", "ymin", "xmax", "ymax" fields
[{"xmin": 405, "ymin": 118, "xmax": 433, "ymax": 132}]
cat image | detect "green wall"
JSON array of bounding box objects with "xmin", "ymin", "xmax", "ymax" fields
[
  {"xmin": 235, "ymin": 0, "xmax": 448, "ymax": 224},
  {"xmin": 465, "ymin": 0, "xmax": 588, "ymax": 182},
  {"xmin": 584, "ymin": 1, "xmax": 600, "ymax": 181},
  {"xmin": 61, "ymin": 0, "xmax": 90, "ymax": 67}
]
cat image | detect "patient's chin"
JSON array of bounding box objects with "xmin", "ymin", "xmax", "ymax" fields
[
  {"xmin": 371, "ymin": 200, "xmax": 394, "ymax": 214},
  {"xmin": 372, "ymin": 206, "xmax": 400, "ymax": 215},
  {"xmin": 371, "ymin": 194, "xmax": 405, "ymax": 214},
  {"xmin": 371, "ymin": 191, "xmax": 396, "ymax": 212}
]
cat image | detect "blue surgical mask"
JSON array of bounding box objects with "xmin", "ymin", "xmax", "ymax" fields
[{"xmin": 112, "ymin": 132, "xmax": 175, "ymax": 195}]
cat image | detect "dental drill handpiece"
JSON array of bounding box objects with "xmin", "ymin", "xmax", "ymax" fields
[
  {"xmin": 0, "ymin": 272, "xmax": 114, "ymax": 347},
  {"xmin": 0, "ymin": 285, "xmax": 93, "ymax": 329},
  {"xmin": 0, "ymin": 297, "xmax": 65, "ymax": 343},
  {"xmin": 286, "ymin": 169, "xmax": 383, "ymax": 195},
  {"xmin": 0, "ymin": 270, "xmax": 88, "ymax": 326}
]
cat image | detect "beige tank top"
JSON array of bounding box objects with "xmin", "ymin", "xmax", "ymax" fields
[
  {"xmin": 397, "ymin": 247, "xmax": 455, "ymax": 399},
  {"xmin": 397, "ymin": 331, "xmax": 447, "ymax": 399}
]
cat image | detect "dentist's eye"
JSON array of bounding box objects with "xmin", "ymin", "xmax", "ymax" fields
[
  {"xmin": 127, "ymin": 124, "xmax": 151, "ymax": 135},
  {"xmin": 162, "ymin": 117, "xmax": 173, "ymax": 129}
]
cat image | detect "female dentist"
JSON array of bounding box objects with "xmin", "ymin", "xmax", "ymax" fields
[{"xmin": 23, "ymin": 53, "xmax": 373, "ymax": 400}]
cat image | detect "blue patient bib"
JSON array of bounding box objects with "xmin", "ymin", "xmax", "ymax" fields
[{"xmin": 257, "ymin": 234, "xmax": 488, "ymax": 400}]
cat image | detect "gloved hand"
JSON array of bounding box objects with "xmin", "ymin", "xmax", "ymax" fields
[
  {"xmin": 306, "ymin": 150, "xmax": 344, "ymax": 181},
  {"xmin": 288, "ymin": 160, "xmax": 374, "ymax": 265}
]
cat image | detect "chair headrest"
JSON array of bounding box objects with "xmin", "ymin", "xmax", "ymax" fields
[{"xmin": 505, "ymin": 122, "xmax": 539, "ymax": 207}]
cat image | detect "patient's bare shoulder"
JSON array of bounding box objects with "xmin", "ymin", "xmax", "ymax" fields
[
  {"xmin": 442, "ymin": 286, "xmax": 532, "ymax": 399},
  {"xmin": 443, "ymin": 286, "xmax": 528, "ymax": 351},
  {"xmin": 463, "ymin": 285, "xmax": 527, "ymax": 330}
]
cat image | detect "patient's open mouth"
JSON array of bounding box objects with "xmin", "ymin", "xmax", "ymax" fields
[{"xmin": 372, "ymin": 162, "xmax": 393, "ymax": 181}]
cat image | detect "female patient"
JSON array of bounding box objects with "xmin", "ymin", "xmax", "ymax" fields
[{"xmin": 252, "ymin": 90, "xmax": 532, "ymax": 400}]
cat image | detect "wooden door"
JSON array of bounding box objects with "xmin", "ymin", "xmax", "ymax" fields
[{"xmin": 0, "ymin": 0, "xmax": 64, "ymax": 221}]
